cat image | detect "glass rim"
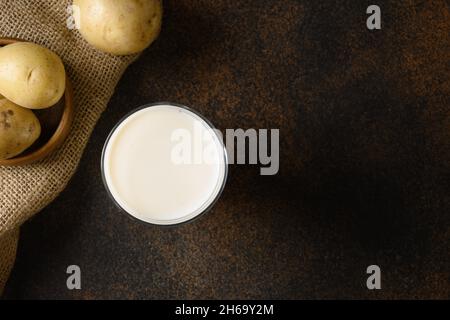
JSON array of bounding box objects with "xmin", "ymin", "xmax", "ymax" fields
[{"xmin": 100, "ymin": 102, "xmax": 229, "ymax": 227}]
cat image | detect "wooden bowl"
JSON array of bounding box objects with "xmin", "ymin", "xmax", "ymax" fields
[{"xmin": 0, "ymin": 38, "xmax": 74, "ymax": 166}]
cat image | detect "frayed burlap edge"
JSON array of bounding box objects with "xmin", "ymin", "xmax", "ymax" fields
[{"xmin": 0, "ymin": 228, "xmax": 19, "ymax": 295}]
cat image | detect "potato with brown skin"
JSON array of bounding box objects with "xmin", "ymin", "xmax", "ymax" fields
[
  {"xmin": 0, "ymin": 42, "xmax": 66, "ymax": 109},
  {"xmin": 0, "ymin": 99, "xmax": 41, "ymax": 160},
  {"xmin": 74, "ymin": 0, "xmax": 163, "ymax": 55}
]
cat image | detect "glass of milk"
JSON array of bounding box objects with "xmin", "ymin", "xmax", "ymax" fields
[{"xmin": 101, "ymin": 102, "xmax": 228, "ymax": 226}]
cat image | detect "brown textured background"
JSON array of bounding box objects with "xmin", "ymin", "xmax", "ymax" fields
[{"xmin": 3, "ymin": 0, "xmax": 450, "ymax": 299}]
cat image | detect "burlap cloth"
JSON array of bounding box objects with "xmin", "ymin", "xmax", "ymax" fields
[{"xmin": 0, "ymin": 0, "xmax": 138, "ymax": 294}]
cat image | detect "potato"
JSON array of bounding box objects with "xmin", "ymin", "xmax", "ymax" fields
[
  {"xmin": 0, "ymin": 99, "xmax": 41, "ymax": 160},
  {"xmin": 74, "ymin": 0, "xmax": 162, "ymax": 55},
  {"xmin": 0, "ymin": 42, "xmax": 66, "ymax": 109}
]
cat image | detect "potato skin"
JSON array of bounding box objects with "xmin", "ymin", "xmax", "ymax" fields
[
  {"xmin": 0, "ymin": 42, "xmax": 66, "ymax": 109},
  {"xmin": 0, "ymin": 98, "xmax": 41, "ymax": 160},
  {"xmin": 74, "ymin": 0, "xmax": 162, "ymax": 55}
]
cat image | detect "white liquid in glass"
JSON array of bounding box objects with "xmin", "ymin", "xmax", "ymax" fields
[{"xmin": 102, "ymin": 104, "xmax": 227, "ymax": 225}]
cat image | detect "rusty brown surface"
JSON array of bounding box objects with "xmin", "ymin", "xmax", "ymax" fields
[{"xmin": 4, "ymin": 0, "xmax": 450, "ymax": 299}]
